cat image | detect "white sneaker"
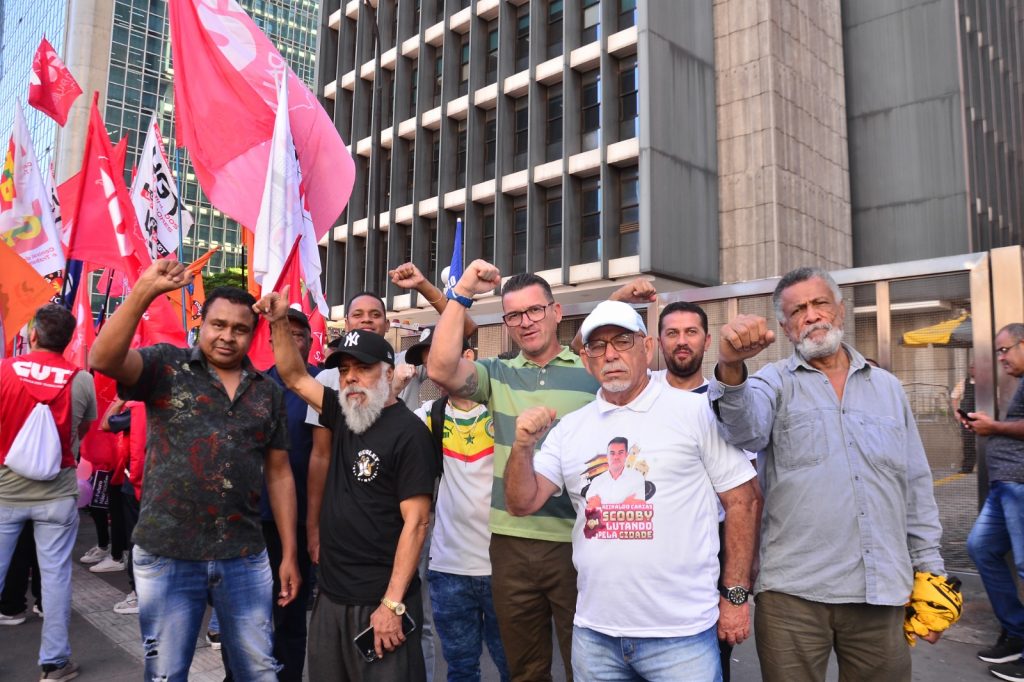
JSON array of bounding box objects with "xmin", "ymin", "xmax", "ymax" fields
[
  {"xmin": 33, "ymin": 604, "xmax": 43, "ymax": 618},
  {"xmin": 89, "ymin": 555, "xmax": 125, "ymax": 573},
  {"xmin": 0, "ymin": 611, "xmax": 26, "ymax": 625},
  {"xmin": 113, "ymin": 591, "xmax": 138, "ymax": 615},
  {"xmin": 79, "ymin": 546, "xmax": 109, "ymax": 564}
]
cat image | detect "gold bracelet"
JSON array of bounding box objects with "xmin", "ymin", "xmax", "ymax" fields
[{"xmin": 425, "ymin": 293, "xmax": 443, "ymax": 306}]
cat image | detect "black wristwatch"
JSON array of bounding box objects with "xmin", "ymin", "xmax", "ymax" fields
[{"xmin": 720, "ymin": 585, "xmax": 751, "ymax": 606}]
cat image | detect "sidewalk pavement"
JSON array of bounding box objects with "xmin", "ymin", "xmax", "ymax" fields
[{"xmin": 0, "ymin": 510, "xmax": 1008, "ymax": 680}]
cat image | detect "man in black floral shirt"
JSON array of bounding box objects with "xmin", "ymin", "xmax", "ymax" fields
[{"xmin": 91, "ymin": 260, "xmax": 298, "ymax": 681}]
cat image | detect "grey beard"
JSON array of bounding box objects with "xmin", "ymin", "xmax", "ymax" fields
[
  {"xmin": 340, "ymin": 372, "xmax": 391, "ymax": 434},
  {"xmin": 796, "ymin": 325, "xmax": 844, "ymax": 360}
]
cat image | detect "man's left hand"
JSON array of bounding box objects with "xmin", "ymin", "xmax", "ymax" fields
[
  {"xmin": 277, "ymin": 557, "xmax": 301, "ymax": 607},
  {"xmin": 370, "ymin": 604, "xmax": 405, "ymax": 657},
  {"xmin": 964, "ymin": 411, "xmax": 996, "ymax": 436},
  {"xmin": 610, "ymin": 277, "xmax": 657, "ymax": 304},
  {"xmin": 717, "ymin": 598, "xmax": 751, "ymax": 646},
  {"xmin": 921, "ymin": 630, "xmax": 942, "ymax": 644}
]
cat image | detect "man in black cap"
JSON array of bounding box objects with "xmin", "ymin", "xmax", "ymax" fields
[{"xmin": 255, "ymin": 291, "xmax": 437, "ymax": 682}]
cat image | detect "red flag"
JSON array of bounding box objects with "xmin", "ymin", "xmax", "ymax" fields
[
  {"xmin": 0, "ymin": 240, "xmax": 54, "ymax": 354},
  {"xmin": 168, "ymin": 0, "xmax": 354, "ymax": 240},
  {"xmin": 63, "ymin": 270, "xmax": 95, "ymax": 368},
  {"xmin": 248, "ymin": 236, "xmax": 302, "ymax": 370},
  {"xmin": 56, "ymin": 170, "xmax": 82, "ymax": 249},
  {"xmin": 28, "ymin": 38, "xmax": 83, "ymax": 127},
  {"xmin": 307, "ymin": 307, "xmax": 326, "ymax": 366}
]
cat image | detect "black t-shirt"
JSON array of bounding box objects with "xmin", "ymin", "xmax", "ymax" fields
[{"xmin": 318, "ymin": 388, "xmax": 436, "ymax": 605}]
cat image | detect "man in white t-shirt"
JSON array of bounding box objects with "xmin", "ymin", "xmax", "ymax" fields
[
  {"xmin": 585, "ymin": 438, "xmax": 645, "ymax": 507},
  {"xmin": 504, "ymin": 300, "xmax": 762, "ymax": 681}
]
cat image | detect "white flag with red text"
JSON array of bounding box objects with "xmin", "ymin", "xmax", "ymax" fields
[{"xmin": 130, "ymin": 114, "xmax": 193, "ymax": 260}]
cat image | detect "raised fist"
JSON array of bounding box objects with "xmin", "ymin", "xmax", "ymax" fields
[
  {"xmin": 389, "ymin": 262, "xmax": 426, "ymax": 291},
  {"xmin": 515, "ymin": 406, "xmax": 557, "ymax": 449},
  {"xmin": 719, "ymin": 314, "xmax": 776, "ymax": 364},
  {"xmin": 253, "ymin": 286, "xmax": 292, "ymax": 323},
  {"xmin": 612, "ymin": 277, "xmax": 657, "ymax": 304},
  {"xmin": 138, "ymin": 259, "xmax": 192, "ymax": 296},
  {"xmin": 456, "ymin": 259, "xmax": 502, "ymax": 297}
]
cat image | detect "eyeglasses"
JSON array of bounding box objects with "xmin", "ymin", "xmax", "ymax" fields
[
  {"xmin": 996, "ymin": 340, "xmax": 1024, "ymax": 356},
  {"xmin": 502, "ymin": 302, "xmax": 554, "ymax": 327},
  {"xmin": 583, "ymin": 332, "xmax": 638, "ymax": 358}
]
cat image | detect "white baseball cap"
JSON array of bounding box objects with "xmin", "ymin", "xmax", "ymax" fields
[{"xmin": 580, "ymin": 300, "xmax": 648, "ymax": 344}]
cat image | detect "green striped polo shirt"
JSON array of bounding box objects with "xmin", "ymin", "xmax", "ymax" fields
[{"xmin": 471, "ymin": 346, "xmax": 600, "ymax": 542}]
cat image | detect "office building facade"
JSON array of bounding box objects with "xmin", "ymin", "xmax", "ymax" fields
[{"xmin": 317, "ymin": 0, "xmax": 1023, "ymax": 321}]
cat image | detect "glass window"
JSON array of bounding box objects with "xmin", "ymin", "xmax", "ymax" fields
[
  {"xmin": 482, "ymin": 204, "xmax": 495, "ymax": 262},
  {"xmin": 433, "ymin": 52, "xmax": 443, "ymax": 107},
  {"xmin": 619, "ymin": 57, "xmax": 638, "ymax": 139},
  {"xmin": 619, "ymin": 0, "xmax": 637, "ymax": 30},
  {"xmin": 382, "ymin": 71, "xmax": 395, "ymax": 127},
  {"xmin": 484, "ymin": 109, "xmax": 497, "ymax": 178},
  {"xmin": 406, "ymin": 146, "xmax": 416, "ymax": 201},
  {"xmin": 458, "ymin": 34, "xmax": 470, "ymax": 96},
  {"xmin": 456, "ymin": 120, "xmax": 467, "ymax": 188},
  {"xmin": 547, "ymin": 0, "xmax": 564, "ymax": 58},
  {"xmin": 619, "ymin": 166, "xmax": 639, "ymax": 256},
  {"xmin": 580, "ymin": 177, "xmax": 601, "ymax": 262},
  {"xmin": 546, "ymin": 84, "xmax": 563, "ymax": 162},
  {"xmin": 381, "ymin": 149, "xmax": 392, "ymax": 208},
  {"xmin": 512, "ymin": 197, "xmax": 527, "ymax": 274},
  {"xmin": 513, "ymin": 97, "xmax": 529, "ymax": 171},
  {"xmin": 515, "ymin": 5, "xmax": 530, "ymax": 72},
  {"xmin": 582, "ymin": 0, "xmax": 601, "ymax": 44},
  {"xmin": 429, "ymin": 131, "xmax": 440, "ymax": 195},
  {"xmin": 486, "ymin": 21, "xmax": 499, "ymax": 84},
  {"xmin": 427, "ymin": 218, "xmax": 438, "ymax": 279},
  {"xmin": 581, "ymin": 71, "xmax": 601, "ymax": 151},
  {"xmin": 409, "ymin": 65, "xmax": 419, "ymax": 116},
  {"xmin": 545, "ymin": 187, "xmax": 562, "ymax": 269}
]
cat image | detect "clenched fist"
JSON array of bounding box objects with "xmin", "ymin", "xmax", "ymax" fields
[
  {"xmin": 456, "ymin": 259, "xmax": 502, "ymax": 297},
  {"xmin": 137, "ymin": 259, "xmax": 193, "ymax": 297},
  {"xmin": 389, "ymin": 262, "xmax": 426, "ymax": 291},
  {"xmin": 719, "ymin": 314, "xmax": 776, "ymax": 365},
  {"xmin": 611, "ymin": 277, "xmax": 657, "ymax": 304},
  {"xmin": 515, "ymin": 406, "xmax": 557, "ymax": 450}
]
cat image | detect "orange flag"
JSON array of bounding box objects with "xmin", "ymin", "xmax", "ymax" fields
[
  {"xmin": 165, "ymin": 246, "xmax": 220, "ymax": 334},
  {"xmin": 0, "ymin": 240, "xmax": 55, "ymax": 353},
  {"xmin": 242, "ymin": 227, "xmax": 259, "ymax": 298}
]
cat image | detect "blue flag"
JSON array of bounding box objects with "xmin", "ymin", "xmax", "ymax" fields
[{"xmin": 444, "ymin": 217, "xmax": 463, "ymax": 295}]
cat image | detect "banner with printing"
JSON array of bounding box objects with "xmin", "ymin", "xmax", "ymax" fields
[{"xmin": 130, "ymin": 114, "xmax": 193, "ymax": 260}]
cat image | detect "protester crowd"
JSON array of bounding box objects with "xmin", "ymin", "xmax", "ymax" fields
[{"xmin": 8, "ymin": 257, "xmax": 1024, "ymax": 682}]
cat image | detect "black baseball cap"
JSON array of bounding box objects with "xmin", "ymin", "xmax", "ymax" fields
[
  {"xmin": 324, "ymin": 329, "xmax": 396, "ymax": 368},
  {"xmin": 285, "ymin": 308, "xmax": 311, "ymax": 333},
  {"xmin": 404, "ymin": 326, "xmax": 470, "ymax": 366}
]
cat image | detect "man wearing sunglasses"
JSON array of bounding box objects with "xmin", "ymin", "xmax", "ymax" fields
[
  {"xmin": 428, "ymin": 260, "xmax": 653, "ymax": 681},
  {"xmin": 503, "ymin": 301, "xmax": 760, "ymax": 681},
  {"xmin": 962, "ymin": 323, "xmax": 1024, "ymax": 681}
]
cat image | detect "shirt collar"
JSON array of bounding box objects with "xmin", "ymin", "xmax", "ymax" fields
[
  {"xmin": 508, "ymin": 345, "xmax": 579, "ymax": 368},
  {"xmin": 595, "ymin": 375, "xmax": 662, "ymax": 414},
  {"xmin": 785, "ymin": 342, "xmax": 867, "ymax": 375}
]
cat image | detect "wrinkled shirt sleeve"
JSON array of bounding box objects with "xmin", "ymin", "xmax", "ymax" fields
[
  {"xmin": 707, "ymin": 363, "xmax": 782, "ymax": 453},
  {"xmin": 900, "ymin": 390, "xmax": 945, "ymax": 575}
]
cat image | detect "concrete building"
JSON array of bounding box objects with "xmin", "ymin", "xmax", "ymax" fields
[
  {"xmin": 315, "ymin": 0, "xmax": 1023, "ymax": 322},
  {"xmin": 1, "ymin": 0, "xmax": 321, "ymax": 273}
]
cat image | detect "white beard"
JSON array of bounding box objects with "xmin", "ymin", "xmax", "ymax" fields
[
  {"xmin": 340, "ymin": 371, "xmax": 391, "ymax": 434},
  {"xmin": 796, "ymin": 323, "xmax": 844, "ymax": 360},
  {"xmin": 599, "ymin": 361, "xmax": 632, "ymax": 394}
]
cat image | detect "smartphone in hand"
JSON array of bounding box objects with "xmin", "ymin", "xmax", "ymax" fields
[
  {"xmin": 353, "ymin": 612, "xmax": 417, "ymax": 663},
  {"xmin": 956, "ymin": 408, "xmax": 975, "ymax": 422}
]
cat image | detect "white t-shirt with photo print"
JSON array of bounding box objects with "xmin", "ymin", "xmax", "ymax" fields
[{"xmin": 532, "ymin": 378, "xmax": 756, "ymax": 638}]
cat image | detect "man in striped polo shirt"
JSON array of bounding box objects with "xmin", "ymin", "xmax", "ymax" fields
[{"xmin": 428, "ymin": 259, "xmax": 653, "ymax": 681}]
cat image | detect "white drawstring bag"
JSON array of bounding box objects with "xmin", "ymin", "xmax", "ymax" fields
[{"xmin": 5, "ymin": 402, "xmax": 62, "ymax": 481}]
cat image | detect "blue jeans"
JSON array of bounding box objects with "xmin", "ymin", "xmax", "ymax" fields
[
  {"xmin": 967, "ymin": 480, "xmax": 1024, "ymax": 638},
  {"xmin": 134, "ymin": 545, "xmax": 279, "ymax": 681},
  {"xmin": 0, "ymin": 496, "xmax": 78, "ymax": 667},
  {"xmin": 571, "ymin": 624, "xmax": 722, "ymax": 682},
  {"xmin": 427, "ymin": 570, "xmax": 509, "ymax": 682}
]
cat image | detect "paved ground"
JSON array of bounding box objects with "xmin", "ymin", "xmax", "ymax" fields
[{"xmin": 0, "ymin": 509, "xmax": 1008, "ymax": 681}]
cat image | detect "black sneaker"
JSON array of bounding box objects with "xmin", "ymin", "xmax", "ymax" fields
[
  {"xmin": 991, "ymin": 659, "xmax": 1024, "ymax": 681},
  {"xmin": 40, "ymin": 659, "xmax": 79, "ymax": 680},
  {"xmin": 206, "ymin": 631, "xmax": 222, "ymax": 650},
  {"xmin": 980, "ymin": 632, "xmax": 1024, "ymax": 664}
]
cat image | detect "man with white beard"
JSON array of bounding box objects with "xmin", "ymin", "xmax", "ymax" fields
[
  {"xmin": 256, "ymin": 292, "xmax": 436, "ymax": 682},
  {"xmin": 708, "ymin": 266, "xmax": 957, "ymax": 682}
]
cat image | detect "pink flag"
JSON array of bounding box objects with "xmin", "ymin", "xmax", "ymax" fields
[
  {"xmin": 168, "ymin": 0, "xmax": 355, "ymax": 240},
  {"xmin": 28, "ymin": 38, "xmax": 83, "ymax": 127}
]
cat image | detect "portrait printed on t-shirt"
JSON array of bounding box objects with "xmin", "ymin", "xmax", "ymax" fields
[{"xmin": 579, "ymin": 436, "xmax": 655, "ymax": 540}]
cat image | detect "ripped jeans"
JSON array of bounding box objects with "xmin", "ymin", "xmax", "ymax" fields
[{"xmin": 134, "ymin": 545, "xmax": 279, "ymax": 681}]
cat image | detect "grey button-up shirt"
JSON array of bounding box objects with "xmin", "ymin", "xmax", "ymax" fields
[{"xmin": 708, "ymin": 344, "xmax": 944, "ymax": 606}]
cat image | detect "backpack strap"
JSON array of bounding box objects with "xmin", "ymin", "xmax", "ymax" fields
[{"xmin": 430, "ymin": 395, "xmax": 449, "ymax": 478}]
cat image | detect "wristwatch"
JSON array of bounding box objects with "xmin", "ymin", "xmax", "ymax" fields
[
  {"xmin": 381, "ymin": 597, "xmax": 407, "ymax": 615},
  {"xmin": 446, "ymin": 288, "xmax": 474, "ymax": 309},
  {"xmin": 719, "ymin": 585, "xmax": 751, "ymax": 606}
]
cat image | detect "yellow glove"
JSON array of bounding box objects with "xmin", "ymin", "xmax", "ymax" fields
[{"xmin": 903, "ymin": 572, "xmax": 963, "ymax": 646}]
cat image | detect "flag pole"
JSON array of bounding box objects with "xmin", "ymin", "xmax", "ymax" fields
[
  {"xmin": 174, "ymin": 146, "xmax": 188, "ymax": 339},
  {"xmin": 97, "ymin": 270, "xmax": 115, "ymax": 331}
]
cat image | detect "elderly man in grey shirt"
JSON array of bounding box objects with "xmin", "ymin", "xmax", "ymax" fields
[{"xmin": 707, "ymin": 266, "xmax": 950, "ymax": 682}]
